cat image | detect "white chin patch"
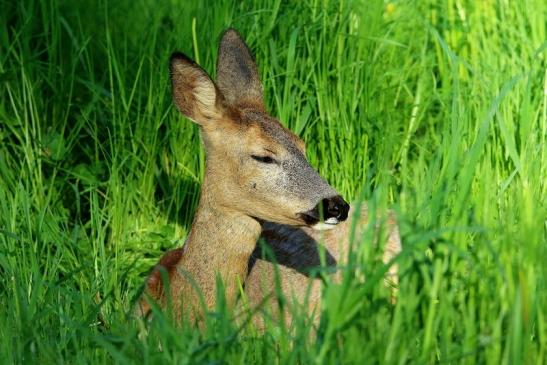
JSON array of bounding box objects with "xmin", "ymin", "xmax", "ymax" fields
[{"xmin": 312, "ymin": 217, "xmax": 340, "ymax": 231}]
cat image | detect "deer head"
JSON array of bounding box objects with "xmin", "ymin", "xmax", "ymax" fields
[{"xmin": 170, "ymin": 29, "xmax": 349, "ymax": 229}]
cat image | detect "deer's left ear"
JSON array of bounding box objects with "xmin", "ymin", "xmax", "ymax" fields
[
  {"xmin": 170, "ymin": 52, "xmax": 223, "ymax": 126},
  {"xmin": 216, "ymin": 28, "xmax": 264, "ymax": 110}
]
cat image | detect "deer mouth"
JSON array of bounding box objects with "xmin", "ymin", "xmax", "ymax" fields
[
  {"xmin": 297, "ymin": 212, "xmax": 342, "ymax": 230},
  {"xmin": 312, "ymin": 217, "xmax": 342, "ymax": 231}
]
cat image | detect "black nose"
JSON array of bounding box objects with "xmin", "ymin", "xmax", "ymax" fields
[
  {"xmin": 321, "ymin": 195, "xmax": 350, "ymax": 221},
  {"xmin": 298, "ymin": 195, "xmax": 351, "ymax": 226}
]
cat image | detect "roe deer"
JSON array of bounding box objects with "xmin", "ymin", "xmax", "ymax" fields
[{"xmin": 135, "ymin": 29, "xmax": 351, "ymax": 321}]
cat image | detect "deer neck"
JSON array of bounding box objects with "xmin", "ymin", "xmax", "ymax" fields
[{"xmin": 177, "ymin": 175, "xmax": 261, "ymax": 306}]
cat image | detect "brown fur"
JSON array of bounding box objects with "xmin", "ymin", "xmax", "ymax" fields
[{"xmin": 135, "ymin": 188, "xmax": 262, "ymax": 321}]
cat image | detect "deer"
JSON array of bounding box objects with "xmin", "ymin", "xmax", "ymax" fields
[{"xmin": 135, "ymin": 29, "xmax": 401, "ymax": 328}]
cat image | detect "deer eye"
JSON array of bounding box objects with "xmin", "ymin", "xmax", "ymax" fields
[{"xmin": 251, "ymin": 155, "xmax": 276, "ymax": 164}]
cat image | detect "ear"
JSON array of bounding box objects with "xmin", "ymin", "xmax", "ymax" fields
[
  {"xmin": 216, "ymin": 28, "xmax": 264, "ymax": 109},
  {"xmin": 170, "ymin": 52, "xmax": 222, "ymax": 125}
]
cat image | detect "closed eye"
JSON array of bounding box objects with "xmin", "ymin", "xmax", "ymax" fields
[{"xmin": 251, "ymin": 155, "xmax": 276, "ymax": 164}]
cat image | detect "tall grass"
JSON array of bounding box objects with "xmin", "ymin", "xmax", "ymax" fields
[{"xmin": 0, "ymin": 0, "xmax": 545, "ymax": 363}]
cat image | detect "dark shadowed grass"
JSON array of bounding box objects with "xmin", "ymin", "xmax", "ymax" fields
[{"xmin": 0, "ymin": 0, "xmax": 545, "ymax": 363}]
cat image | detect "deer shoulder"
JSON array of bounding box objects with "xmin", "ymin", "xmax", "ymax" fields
[{"xmin": 244, "ymin": 204, "xmax": 402, "ymax": 330}]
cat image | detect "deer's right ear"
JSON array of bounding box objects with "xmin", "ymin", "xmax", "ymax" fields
[
  {"xmin": 170, "ymin": 53, "xmax": 222, "ymax": 126},
  {"xmin": 217, "ymin": 29, "xmax": 264, "ymax": 109}
]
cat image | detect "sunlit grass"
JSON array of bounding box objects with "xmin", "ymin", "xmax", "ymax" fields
[{"xmin": 0, "ymin": 0, "xmax": 545, "ymax": 363}]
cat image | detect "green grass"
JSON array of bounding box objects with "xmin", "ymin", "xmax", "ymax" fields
[{"xmin": 0, "ymin": 0, "xmax": 545, "ymax": 363}]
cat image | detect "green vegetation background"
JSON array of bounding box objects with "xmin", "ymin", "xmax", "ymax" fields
[{"xmin": 0, "ymin": 0, "xmax": 545, "ymax": 363}]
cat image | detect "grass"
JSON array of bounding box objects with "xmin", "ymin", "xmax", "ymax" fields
[{"xmin": 0, "ymin": 0, "xmax": 545, "ymax": 363}]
